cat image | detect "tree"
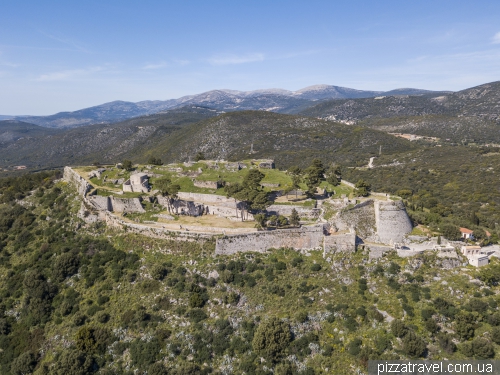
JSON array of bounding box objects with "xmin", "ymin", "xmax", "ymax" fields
[
  {"xmin": 402, "ymin": 331, "xmax": 426, "ymax": 358},
  {"xmin": 304, "ymin": 159, "xmax": 325, "ymax": 198},
  {"xmin": 471, "ymin": 337, "xmax": 495, "ymax": 359},
  {"xmin": 441, "ymin": 224, "xmax": 461, "ymax": 241},
  {"xmin": 290, "ymin": 208, "xmax": 300, "ymax": 227},
  {"xmin": 326, "ymin": 163, "xmax": 341, "ymax": 186},
  {"xmin": 122, "ymin": 160, "xmax": 133, "ymax": 171},
  {"xmin": 225, "ymin": 169, "xmax": 270, "ymax": 219},
  {"xmin": 52, "ymin": 350, "xmax": 94, "ymax": 375},
  {"xmin": 252, "ymin": 317, "xmax": 292, "ymax": 362},
  {"xmin": 277, "ymin": 215, "xmax": 288, "ymax": 227},
  {"xmin": 11, "ymin": 352, "xmax": 37, "ymax": 375},
  {"xmin": 268, "ymin": 215, "xmax": 278, "ymax": 227},
  {"xmin": 147, "ymin": 156, "xmax": 163, "ymax": 165},
  {"xmin": 155, "ymin": 177, "xmax": 181, "ymax": 213},
  {"xmin": 194, "ymin": 152, "xmax": 205, "ymax": 161},
  {"xmin": 254, "ymin": 213, "xmax": 267, "ymax": 230},
  {"xmin": 354, "ymin": 179, "xmax": 371, "ymax": 197},
  {"xmin": 390, "ymin": 319, "xmax": 408, "ymax": 338},
  {"xmin": 454, "ymin": 312, "xmax": 475, "ymax": 341},
  {"xmin": 148, "ymin": 363, "xmax": 168, "ymax": 375}
]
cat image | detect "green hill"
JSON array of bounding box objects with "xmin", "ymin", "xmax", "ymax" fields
[{"xmin": 0, "ymin": 172, "xmax": 499, "ymax": 374}]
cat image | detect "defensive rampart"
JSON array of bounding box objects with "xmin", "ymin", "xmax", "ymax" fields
[
  {"xmin": 215, "ymin": 225, "xmax": 325, "ymax": 255},
  {"xmin": 323, "ymin": 232, "xmax": 357, "ymax": 255},
  {"xmin": 267, "ymin": 204, "xmax": 320, "ymax": 219},
  {"xmin": 177, "ymin": 192, "xmax": 236, "ymax": 207},
  {"xmin": 332, "ymin": 199, "xmax": 412, "ymax": 244},
  {"xmin": 63, "ymin": 167, "xmax": 93, "ymax": 196},
  {"xmin": 374, "ymin": 200, "xmax": 413, "ymax": 244}
]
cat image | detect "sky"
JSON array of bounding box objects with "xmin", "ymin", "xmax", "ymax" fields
[{"xmin": 1, "ymin": 0, "xmax": 500, "ymax": 115}]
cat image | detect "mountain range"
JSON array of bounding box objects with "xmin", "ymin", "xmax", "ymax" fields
[
  {"xmin": 1, "ymin": 80, "xmax": 499, "ymax": 171},
  {"xmin": 6, "ymin": 85, "xmax": 442, "ymax": 128}
]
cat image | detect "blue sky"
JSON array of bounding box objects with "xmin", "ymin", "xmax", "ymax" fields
[{"xmin": 1, "ymin": 0, "xmax": 500, "ymax": 115}]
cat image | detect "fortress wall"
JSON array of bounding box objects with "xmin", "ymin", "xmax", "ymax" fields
[
  {"xmin": 111, "ymin": 197, "xmax": 145, "ymax": 213},
  {"xmin": 324, "ymin": 232, "xmax": 356, "ymax": 254},
  {"xmin": 177, "ymin": 192, "xmax": 236, "ymax": 206},
  {"xmin": 63, "ymin": 167, "xmax": 93, "ymax": 197},
  {"xmin": 204, "ymin": 205, "xmax": 254, "ymax": 220},
  {"xmin": 267, "ymin": 205, "xmax": 320, "ymax": 219},
  {"xmin": 375, "ymin": 200, "xmax": 413, "ymax": 244},
  {"xmin": 334, "ymin": 200, "xmax": 378, "ymax": 242},
  {"xmin": 102, "ymin": 211, "xmax": 213, "ymax": 241},
  {"xmin": 215, "ymin": 225, "xmax": 324, "ymax": 255},
  {"xmin": 88, "ymin": 196, "xmax": 111, "ymax": 211}
]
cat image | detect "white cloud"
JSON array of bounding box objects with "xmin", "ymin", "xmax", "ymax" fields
[
  {"xmin": 492, "ymin": 32, "xmax": 500, "ymax": 44},
  {"xmin": 36, "ymin": 67, "xmax": 102, "ymax": 82},
  {"xmin": 208, "ymin": 53, "xmax": 264, "ymax": 65},
  {"xmin": 142, "ymin": 62, "xmax": 167, "ymax": 70}
]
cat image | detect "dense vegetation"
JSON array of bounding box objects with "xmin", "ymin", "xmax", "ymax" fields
[
  {"xmin": 0, "ymin": 172, "xmax": 500, "ymax": 374},
  {"xmin": 343, "ymin": 145, "xmax": 500, "ymax": 241}
]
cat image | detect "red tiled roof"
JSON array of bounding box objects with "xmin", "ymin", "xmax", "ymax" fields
[{"xmin": 460, "ymin": 227, "xmax": 473, "ymax": 234}]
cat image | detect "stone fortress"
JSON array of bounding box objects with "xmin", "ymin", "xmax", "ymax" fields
[
  {"xmin": 63, "ymin": 162, "xmax": 475, "ymax": 264},
  {"xmin": 63, "ymin": 160, "xmax": 488, "ymax": 268}
]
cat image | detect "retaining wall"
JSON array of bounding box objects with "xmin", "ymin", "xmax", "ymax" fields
[
  {"xmin": 323, "ymin": 232, "xmax": 356, "ymax": 254},
  {"xmin": 267, "ymin": 205, "xmax": 320, "ymax": 219},
  {"xmin": 177, "ymin": 192, "xmax": 236, "ymax": 207},
  {"xmin": 215, "ymin": 225, "xmax": 325, "ymax": 255}
]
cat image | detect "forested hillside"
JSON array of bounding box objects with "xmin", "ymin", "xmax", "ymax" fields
[{"xmin": 0, "ymin": 172, "xmax": 500, "ymax": 374}]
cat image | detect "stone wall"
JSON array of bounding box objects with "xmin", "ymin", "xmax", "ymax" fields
[
  {"xmin": 177, "ymin": 192, "xmax": 236, "ymax": 206},
  {"xmin": 267, "ymin": 205, "xmax": 320, "ymax": 219},
  {"xmin": 215, "ymin": 225, "xmax": 325, "ymax": 255},
  {"xmin": 88, "ymin": 195, "xmax": 111, "ymax": 211},
  {"xmin": 375, "ymin": 200, "xmax": 413, "ymax": 244},
  {"xmin": 112, "ymin": 197, "xmax": 145, "ymax": 213},
  {"xmin": 193, "ymin": 180, "xmax": 221, "ymax": 189},
  {"xmin": 63, "ymin": 167, "xmax": 93, "ymax": 196},
  {"xmin": 333, "ymin": 200, "xmax": 378, "ymax": 242},
  {"xmin": 323, "ymin": 232, "xmax": 356, "ymax": 255},
  {"xmin": 86, "ymin": 195, "xmax": 145, "ymax": 213}
]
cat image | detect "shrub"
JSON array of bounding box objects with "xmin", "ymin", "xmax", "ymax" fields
[
  {"xmin": 402, "ymin": 332, "xmax": 426, "ymax": 358},
  {"xmin": 347, "ymin": 338, "xmax": 362, "ymax": 356},
  {"xmin": 437, "ymin": 333, "xmax": 456, "ymax": 354},
  {"xmin": 295, "ymin": 311, "xmax": 309, "ymax": 323},
  {"xmin": 252, "ymin": 317, "xmax": 292, "ymax": 362},
  {"xmin": 310, "ymin": 264, "xmax": 322, "ymax": 272},
  {"xmin": 390, "ymin": 319, "xmax": 408, "ymax": 338},
  {"xmin": 150, "ymin": 264, "xmax": 167, "ymax": 280},
  {"xmin": 189, "ymin": 308, "xmax": 207, "ymax": 323},
  {"xmin": 472, "ymin": 337, "xmax": 495, "ymax": 359},
  {"xmin": 11, "ymin": 351, "xmax": 37, "ymax": 375}
]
